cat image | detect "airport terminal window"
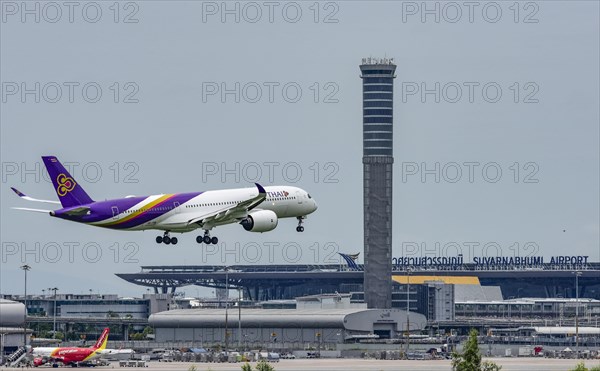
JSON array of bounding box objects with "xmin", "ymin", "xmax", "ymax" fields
[
  {"xmin": 363, "ymin": 84, "xmax": 393, "ymax": 92},
  {"xmin": 364, "ymin": 124, "xmax": 392, "ymax": 131},
  {"xmin": 364, "ymin": 100, "xmax": 393, "ymax": 108},
  {"xmin": 364, "ymin": 148, "xmax": 393, "ymax": 156},
  {"xmin": 363, "ymin": 77, "xmax": 393, "ymax": 83},
  {"xmin": 364, "ymin": 132, "xmax": 393, "ymax": 140},
  {"xmin": 362, "ymin": 69, "xmax": 394, "ymax": 75},
  {"xmin": 363, "ymin": 92, "xmax": 393, "ymax": 100},
  {"xmin": 364, "ymin": 116, "xmax": 393, "ymax": 123},
  {"xmin": 364, "ymin": 108, "xmax": 392, "ymax": 116}
]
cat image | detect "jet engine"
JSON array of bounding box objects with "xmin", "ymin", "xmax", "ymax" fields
[
  {"xmin": 240, "ymin": 210, "xmax": 278, "ymax": 232},
  {"xmin": 34, "ymin": 357, "xmax": 48, "ymax": 367}
]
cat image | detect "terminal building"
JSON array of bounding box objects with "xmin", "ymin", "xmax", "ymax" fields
[
  {"xmin": 2, "ymin": 293, "xmax": 172, "ymax": 320},
  {"xmin": 150, "ymin": 308, "xmax": 425, "ymax": 345},
  {"xmin": 116, "ymin": 261, "xmax": 600, "ymax": 302},
  {"xmin": 149, "ymin": 294, "xmax": 427, "ymax": 345},
  {"xmin": 0, "ymin": 299, "xmax": 29, "ymax": 353},
  {"xmin": 114, "ymin": 260, "xmax": 600, "ymax": 327},
  {"xmin": 455, "ymin": 297, "xmax": 600, "ymax": 320}
]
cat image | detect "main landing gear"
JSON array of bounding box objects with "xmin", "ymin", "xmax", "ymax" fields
[
  {"xmin": 296, "ymin": 216, "xmax": 305, "ymax": 232},
  {"xmin": 196, "ymin": 231, "xmax": 218, "ymax": 245},
  {"xmin": 156, "ymin": 232, "xmax": 178, "ymax": 245}
]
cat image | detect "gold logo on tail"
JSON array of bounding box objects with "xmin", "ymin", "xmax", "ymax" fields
[{"xmin": 57, "ymin": 174, "xmax": 76, "ymax": 196}]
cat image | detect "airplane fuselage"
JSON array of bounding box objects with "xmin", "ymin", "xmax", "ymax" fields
[
  {"xmin": 13, "ymin": 157, "xmax": 318, "ymax": 244},
  {"xmin": 51, "ymin": 186, "xmax": 317, "ymax": 233},
  {"xmin": 33, "ymin": 347, "xmax": 99, "ymax": 364},
  {"xmin": 32, "ymin": 327, "xmax": 109, "ymax": 367}
]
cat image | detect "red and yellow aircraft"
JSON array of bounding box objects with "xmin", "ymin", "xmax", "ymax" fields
[{"xmin": 32, "ymin": 328, "xmax": 109, "ymax": 367}]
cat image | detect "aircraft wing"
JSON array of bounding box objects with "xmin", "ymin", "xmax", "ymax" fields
[
  {"xmin": 98, "ymin": 348, "xmax": 134, "ymax": 355},
  {"xmin": 11, "ymin": 187, "xmax": 61, "ymax": 205},
  {"xmin": 185, "ymin": 183, "xmax": 267, "ymax": 227}
]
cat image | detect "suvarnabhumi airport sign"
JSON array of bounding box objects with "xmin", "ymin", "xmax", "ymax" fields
[{"xmin": 392, "ymin": 255, "xmax": 589, "ymax": 267}]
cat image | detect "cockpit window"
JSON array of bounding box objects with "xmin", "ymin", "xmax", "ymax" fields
[{"xmin": 307, "ymin": 194, "xmax": 312, "ymax": 199}]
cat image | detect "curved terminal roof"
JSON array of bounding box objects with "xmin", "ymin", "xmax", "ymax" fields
[
  {"xmin": 533, "ymin": 326, "xmax": 600, "ymax": 335},
  {"xmin": 0, "ymin": 299, "xmax": 26, "ymax": 326},
  {"xmin": 150, "ymin": 308, "xmax": 427, "ymax": 331}
]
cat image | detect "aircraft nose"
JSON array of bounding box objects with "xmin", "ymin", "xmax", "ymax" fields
[{"xmin": 312, "ymin": 199, "xmax": 318, "ymax": 211}]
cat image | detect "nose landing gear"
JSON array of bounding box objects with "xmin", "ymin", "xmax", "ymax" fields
[{"xmin": 296, "ymin": 216, "xmax": 305, "ymax": 232}]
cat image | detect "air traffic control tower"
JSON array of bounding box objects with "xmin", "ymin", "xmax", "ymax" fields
[{"xmin": 360, "ymin": 57, "xmax": 396, "ymax": 309}]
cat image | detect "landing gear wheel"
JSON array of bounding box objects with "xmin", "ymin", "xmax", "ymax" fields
[
  {"xmin": 296, "ymin": 216, "xmax": 305, "ymax": 232},
  {"xmin": 156, "ymin": 236, "xmax": 163, "ymax": 244},
  {"xmin": 171, "ymin": 237, "xmax": 178, "ymax": 245},
  {"xmin": 211, "ymin": 236, "xmax": 218, "ymax": 244},
  {"xmin": 203, "ymin": 235, "xmax": 211, "ymax": 244},
  {"xmin": 196, "ymin": 236, "xmax": 203, "ymax": 244},
  {"xmin": 163, "ymin": 236, "xmax": 171, "ymax": 245}
]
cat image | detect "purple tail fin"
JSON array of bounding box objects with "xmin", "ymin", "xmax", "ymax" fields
[{"xmin": 42, "ymin": 156, "xmax": 94, "ymax": 207}]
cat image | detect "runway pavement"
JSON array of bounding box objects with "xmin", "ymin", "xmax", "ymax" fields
[{"xmin": 132, "ymin": 358, "xmax": 600, "ymax": 371}]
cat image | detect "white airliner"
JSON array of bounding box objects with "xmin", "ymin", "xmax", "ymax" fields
[{"xmin": 12, "ymin": 156, "xmax": 318, "ymax": 245}]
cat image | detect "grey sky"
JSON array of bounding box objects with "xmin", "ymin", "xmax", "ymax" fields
[{"xmin": 1, "ymin": 1, "xmax": 598, "ymax": 297}]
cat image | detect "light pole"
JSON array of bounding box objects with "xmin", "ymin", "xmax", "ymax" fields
[
  {"xmin": 316, "ymin": 332, "xmax": 321, "ymax": 358},
  {"xmin": 238, "ymin": 287, "xmax": 242, "ymax": 350},
  {"xmin": 224, "ymin": 267, "xmax": 229, "ymax": 354},
  {"xmin": 573, "ymin": 271, "xmax": 582, "ymax": 358},
  {"xmin": 406, "ymin": 267, "xmax": 411, "ymax": 353},
  {"xmin": 0, "ymin": 333, "xmax": 5, "ymax": 364},
  {"xmin": 20, "ymin": 264, "xmax": 31, "ymax": 348},
  {"xmin": 50, "ymin": 287, "xmax": 58, "ymax": 339}
]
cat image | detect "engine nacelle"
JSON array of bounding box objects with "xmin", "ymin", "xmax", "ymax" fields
[
  {"xmin": 240, "ymin": 210, "xmax": 278, "ymax": 232},
  {"xmin": 34, "ymin": 357, "xmax": 47, "ymax": 367}
]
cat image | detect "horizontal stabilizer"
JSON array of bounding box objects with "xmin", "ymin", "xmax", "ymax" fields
[
  {"xmin": 12, "ymin": 207, "xmax": 52, "ymax": 213},
  {"xmin": 11, "ymin": 187, "xmax": 61, "ymax": 205}
]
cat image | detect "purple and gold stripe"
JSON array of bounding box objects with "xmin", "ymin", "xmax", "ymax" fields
[
  {"xmin": 103, "ymin": 194, "xmax": 176, "ymax": 227},
  {"xmin": 105, "ymin": 192, "xmax": 201, "ymax": 230}
]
